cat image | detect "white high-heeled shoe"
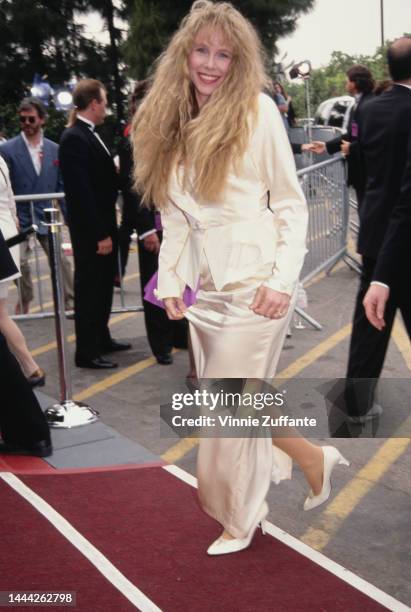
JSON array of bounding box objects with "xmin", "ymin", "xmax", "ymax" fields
[
  {"xmin": 303, "ymin": 446, "xmax": 350, "ymax": 511},
  {"xmin": 206, "ymin": 501, "xmax": 269, "ymax": 556}
]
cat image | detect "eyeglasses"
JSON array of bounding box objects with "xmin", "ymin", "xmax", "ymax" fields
[{"xmin": 19, "ymin": 116, "xmax": 36, "ymax": 124}]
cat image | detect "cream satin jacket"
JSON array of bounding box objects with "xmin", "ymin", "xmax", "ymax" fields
[{"xmin": 155, "ymin": 93, "xmax": 308, "ymax": 299}]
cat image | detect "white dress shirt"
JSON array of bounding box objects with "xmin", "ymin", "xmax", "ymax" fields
[{"xmin": 21, "ymin": 131, "xmax": 43, "ymax": 175}]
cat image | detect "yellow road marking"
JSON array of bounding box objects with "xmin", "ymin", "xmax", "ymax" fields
[
  {"xmin": 161, "ymin": 437, "xmax": 199, "ymax": 463},
  {"xmin": 275, "ymin": 323, "xmax": 352, "ymax": 380},
  {"xmin": 31, "ymin": 312, "xmax": 137, "ymax": 357},
  {"xmin": 73, "ymin": 348, "xmax": 180, "ymax": 402},
  {"xmin": 301, "ymin": 433, "xmax": 410, "ymax": 550},
  {"xmin": 74, "ymin": 355, "xmax": 157, "ymax": 402}
]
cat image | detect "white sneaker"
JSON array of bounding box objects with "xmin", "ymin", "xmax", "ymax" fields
[{"xmin": 346, "ymin": 403, "xmax": 383, "ymax": 425}]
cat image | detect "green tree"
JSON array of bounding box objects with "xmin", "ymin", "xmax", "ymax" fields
[
  {"xmin": 0, "ymin": 0, "xmax": 122, "ymax": 136},
  {"xmin": 123, "ymin": 0, "xmax": 315, "ymax": 79},
  {"xmin": 86, "ymin": 0, "xmax": 128, "ymax": 122},
  {"xmin": 0, "ymin": 1, "xmax": 104, "ymax": 101}
]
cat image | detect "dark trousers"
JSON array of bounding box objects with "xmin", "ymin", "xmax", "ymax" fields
[
  {"xmin": 345, "ymin": 256, "xmax": 411, "ymax": 415},
  {"xmin": 0, "ymin": 333, "xmax": 50, "ymax": 447},
  {"xmin": 354, "ymin": 187, "xmax": 365, "ymax": 211},
  {"xmin": 138, "ymin": 236, "xmax": 187, "ymax": 357},
  {"xmin": 118, "ymin": 225, "xmax": 132, "ymax": 277},
  {"xmin": 118, "ymin": 196, "xmax": 137, "ymax": 277},
  {"xmin": 73, "ymin": 245, "xmax": 117, "ymax": 361}
]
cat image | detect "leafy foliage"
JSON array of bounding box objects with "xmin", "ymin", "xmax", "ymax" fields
[
  {"xmin": 123, "ymin": 0, "xmax": 315, "ymax": 79},
  {"xmin": 0, "ymin": 0, "xmax": 112, "ymax": 103},
  {"xmin": 0, "ymin": 0, "xmax": 315, "ymax": 136}
]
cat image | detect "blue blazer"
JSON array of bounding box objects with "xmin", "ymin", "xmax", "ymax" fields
[{"xmin": 0, "ymin": 134, "xmax": 66, "ymax": 234}]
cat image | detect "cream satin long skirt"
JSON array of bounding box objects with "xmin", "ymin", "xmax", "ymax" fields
[{"xmin": 184, "ymin": 256, "xmax": 295, "ymax": 539}]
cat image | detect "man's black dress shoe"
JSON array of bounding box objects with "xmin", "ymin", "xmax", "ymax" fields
[
  {"xmin": 75, "ymin": 356, "xmax": 118, "ymax": 369},
  {"xmin": 0, "ymin": 440, "xmax": 52, "ymax": 458},
  {"xmin": 155, "ymin": 353, "xmax": 173, "ymax": 365},
  {"xmin": 101, "ymin": 340, "xmax": 132, "ymax": 353}
]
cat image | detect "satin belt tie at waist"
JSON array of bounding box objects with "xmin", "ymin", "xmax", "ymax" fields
[{"xmin": 176, "ymin": 209, "xmax": 278, "ymax": 291}]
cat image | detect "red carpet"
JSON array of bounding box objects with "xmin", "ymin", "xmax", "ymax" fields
[
  {"xmin": 0, "ymin": 466, "xmax": 387, "ymax": 611},
  {"xmin": 0, "ymin": 455, "xmax": 54, "ymax": 473},
  {"xmin": 0, "ymin": 478, "xmax": 139, "ymax": 612}
]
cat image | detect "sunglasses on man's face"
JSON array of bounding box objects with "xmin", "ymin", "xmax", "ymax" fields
[{"xmin": 19, "ymin": 115, "xmax": 36, "ymax": 124}]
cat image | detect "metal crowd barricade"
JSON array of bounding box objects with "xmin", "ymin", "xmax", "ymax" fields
[
  {"xmin": 12, "ymin": 193, "xmax": 143, "ymax": 321},
  {"xmin": 346, "ymin": 189, "xmax": 362, "ymax": 274},
  {"xmin": 295, "ymin": 155, "xmax": 350, "ymax": 329},
  {"xmin": 290, "ymin": 124, "xmax": 362, "ymax": 279}
]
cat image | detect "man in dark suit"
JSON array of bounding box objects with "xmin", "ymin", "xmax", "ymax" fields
[
  {"xmin": 59, "ymin": 79, "xmax": 131, "ymax": 369},
  {"xmin": 345, "ymin": 37, "xmax": 411, "ymax": 422},
  {"xmin": 311, "ymin": 65, "xmax": 374, "ymax": 208},
  {"xmin": 0, "ymin": 97, "xmax": 74, "ymax": 313},
  {"xmin": 362, "ymin": 41, "xmax": 411, "ymax": 338}
]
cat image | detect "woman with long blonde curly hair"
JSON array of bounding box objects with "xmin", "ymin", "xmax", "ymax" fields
[{"xmin": 132, "ymin": 0, "xmax": 349, "ymax": 556}]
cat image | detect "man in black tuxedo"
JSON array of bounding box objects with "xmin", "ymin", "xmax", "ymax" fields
[
  {"xmin": 345, "ymin": 37, "xmax": 411, "ymax": 422},
  {"xmin": 59, "ymin": 79, "xmax": 131, "ymax": 369},
  {"xmin": 311, "ymin": 65, "xmax": 374, "ymax": 208}
]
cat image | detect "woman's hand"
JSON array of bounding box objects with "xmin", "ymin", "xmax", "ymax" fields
[
  {"xmin": 143, "ymin": 233, "xmax": 160, "ymax": 254},
  {"xmin": 163, "ymin": 297, "xmax": 187, "ymax": 320},
  {"xmin": 249, "ymin": 286, "xmax": 290, "ymax": 319}
]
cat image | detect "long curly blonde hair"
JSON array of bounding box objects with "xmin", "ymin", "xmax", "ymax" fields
[{"xmin": 132, "ymin": 0, "xmax": 270, "ymax": 208}]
